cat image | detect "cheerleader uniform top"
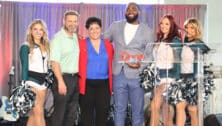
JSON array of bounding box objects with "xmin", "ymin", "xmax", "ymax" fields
[
  {"xmin": 153, "ymin": 37, "xmax": 182, "ymax": 80},
  {"xmin": 20, "ymin": 42, "xmax": 48, "ymax": 84},
  {"xmin": 181, "ymin": 38, "xmax": 210, "ymax": 78}
]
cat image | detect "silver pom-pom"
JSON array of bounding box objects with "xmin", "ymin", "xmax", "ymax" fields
[
  {"xmin": 139, "ymin": 64, "xmax": 160, "ymax": 92},
  {"xmin": 9, "ymin": 83, "xmax": 36, "ymax": 116},
  {"xmin": 202, "ymin": 74, "xmax": 215, "ymax": 101},
  {"xmin": 167, "ymin": 78, "xmax": 199, "ymax": 105},
  {"xmin": 183, "ymin": 79, "xmax": 198, "ymax": 105},
  {"xmin": 166, "ymin": 79, "xmax": 186, "ymax": 104},
  {"xmin": 167, "ymin": 74, "xmax": 215, "ymax": 105},
  {"xmin": 43, "ymin": 69, "xmax": 55, "ymax": 88}
]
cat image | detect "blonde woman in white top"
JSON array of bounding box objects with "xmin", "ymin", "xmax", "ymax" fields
[{"xmin": 20, "ymin": 19, "xmax": 50, "ymax": 126}]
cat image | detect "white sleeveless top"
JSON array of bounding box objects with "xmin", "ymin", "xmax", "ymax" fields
[
  {"xmin": 181, "ymin": 45, "xmax": 194, "ymax": 73},
  {"xmin": 154, "ymin": 42, "xmax": 174, "ymax": 69},
  {"xmin": 29, "ymin": 45, "xmax": 48, "ymax": 73}
]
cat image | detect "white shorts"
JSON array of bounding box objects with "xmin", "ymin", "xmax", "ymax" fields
[{"xmin": 25, "ymin": 80, "xmax": 47, "ymax": 90}]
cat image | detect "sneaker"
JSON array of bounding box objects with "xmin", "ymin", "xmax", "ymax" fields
[{"xmin": 0, "ymin": 96, "xmax": 19, "ymax": 121}]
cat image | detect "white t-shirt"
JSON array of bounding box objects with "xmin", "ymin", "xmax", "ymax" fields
[
  {"xmin": 181, "ymin": 45, "xmax": 194, "ymax": 73},
  {"xmin": 124, "ymin": 22, "xmax": 139, "ymax": 45}
]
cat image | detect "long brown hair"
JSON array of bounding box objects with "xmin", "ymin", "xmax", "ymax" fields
[{"xmin": 156, "ymin": 15, "xmax": 181, "ymax": 43}]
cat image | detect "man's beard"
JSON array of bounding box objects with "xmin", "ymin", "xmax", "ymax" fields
[
  {"xmin": 64, "ymin": 25, "xmax": 76, "ymax": 33},
  {"xmin": 125, "ymin": 14, "xmax": 138, "ymax": 23}
]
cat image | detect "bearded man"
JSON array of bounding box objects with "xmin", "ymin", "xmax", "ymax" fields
[
  {"xmin": 49, "ymin": 10, "xmax": 80, "ymax": 126},
  {"xmin": 104, "ymin": 2, "xmax": 154, "ymax": 126}
]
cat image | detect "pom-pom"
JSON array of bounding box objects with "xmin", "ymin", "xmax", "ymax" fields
[
  {"xmin": 139, "ymin": 64, "xmax": 160, "ymax": 92},
  {"xmin": 9, "ymin": 83, "xmax": 36, "ymax": 116},
  {"xmin": 43, "ymin": 69, "xmax": 55, "ymax": 88}
]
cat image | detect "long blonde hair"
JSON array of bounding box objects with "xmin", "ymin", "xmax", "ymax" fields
[
  {"xmin": 184, "ymin": 18, "xmax": 203, "ymax": 41},
  {"xmin": 25, "ymin": 19, "xmax": 50, "ymax": 57}
]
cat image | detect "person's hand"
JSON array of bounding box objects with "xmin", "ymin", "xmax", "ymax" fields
[
  {"xmin": 126, "ymin": 62, "xmax": 140, "ymax": 69},
  {"xmin": 58, "ymin": 80, "xmax": 67, "ymax": 95}
]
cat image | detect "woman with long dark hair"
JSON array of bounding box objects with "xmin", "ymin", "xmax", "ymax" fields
[{"xmin": 150, "ymin": 15, "xmax": 182, "ymax": 126}]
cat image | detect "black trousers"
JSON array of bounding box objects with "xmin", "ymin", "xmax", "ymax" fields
[
  {"xmin": 80, "ymin": 79, "xmax": 110, "ymax": 126},
  {"xmin": 50, "ymin": 74, "xmax": 79, "ymax": 126}
]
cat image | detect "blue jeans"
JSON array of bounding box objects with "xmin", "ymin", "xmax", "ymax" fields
[{"xmin": 113, "ymin": 69, "xmax": 144, "ymax": 126}]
